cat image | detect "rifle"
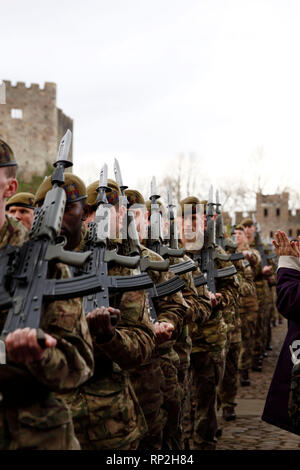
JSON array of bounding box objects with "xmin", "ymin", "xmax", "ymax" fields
[
  {"xmin": 75, "ymin": 164, "xmax": 154, "ymax": 317},
  {"xmin": 113, "ymin": 162, "xmax": 184, "ymax": 323},
  {"xmin": 198, "ymin": 186, "xmax": 237, "ymax": 293},
  {"xmin": 215, "ymin": 190, "xmax": 244, "ymax": 262},
  {"xmin": 0, "ymin": 131, "xmax": 106, "ymax": 350},
  {"xmin": 252, "ymin": 214, "xmax": 277, "ymax": 268},
  {"xmin": 147, "ymin": 177, "xmax": 195, "ymax": 276}
]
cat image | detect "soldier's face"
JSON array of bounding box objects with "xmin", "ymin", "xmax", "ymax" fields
[
  {"xmin": 7, "ymin": 206, "xmax": 34, "ymax": 230},
  {"xmin": 180, "ymin": 213, "xmax": 203, "ymax": 244},
  {"xmin": 244, "ymin": 224, "xmax": 256, "ymax": 242},
  {"xmin": 234, "ymin": 229, "xmax": 247, "ymax": 246},
  {"xmin": 0, "ymin": 167, "xmax": 17, "ymax": 204},
  {"xmin": 61, "ymin": 201, "xmax": 87, "ymax": 250}
]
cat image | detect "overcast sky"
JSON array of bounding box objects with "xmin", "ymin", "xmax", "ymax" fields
[{"xmin": 1, "ymin": 0, "xmax": 300, "ymax": 203}]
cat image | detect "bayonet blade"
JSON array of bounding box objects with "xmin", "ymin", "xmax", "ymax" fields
[
  {"xmin": 99, "ymin": 164, "xmax": 108, "ymax": 188},
  {"xmin": 231, "ymin": 212, "xmax": 236, "ymax": 227},
  {"xmin": 57, "ymin": 130, "xmax": 72, "ymax": 162},
  {"xmin": 114, "ymin": 158, "xmax": 124, "ymax": 189},
  {"xmin": 151, "ymin": 176, "xmax": 157, "ymax": 198},
  {"xmin": 167, "ymin": 185, "xmax": 174, "ymax": 208},
  {"xmin": 208, "ymin": 185, "xmax": 214, "ymax": 204},
  {"xmin": 216, "ymin": 189, "xmax": 220, "ymax": 205}
]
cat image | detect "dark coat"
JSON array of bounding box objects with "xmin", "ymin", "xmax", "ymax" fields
[{"xmin": 262, "ymin": 267, "xmax": 300, "ymax": 435}]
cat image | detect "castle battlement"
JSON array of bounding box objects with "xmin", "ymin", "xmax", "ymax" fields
[
  {"xmin": 0, "ymin": 79, "xmax": 72, "ymax": 183},
  {"xmin": 3, "ymin": 80, "xmax": 56, "ymax": 93}
]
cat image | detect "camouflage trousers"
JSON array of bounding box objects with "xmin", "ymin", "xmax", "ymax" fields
[
  {"xmin": 219, "ymin": 341, "xmax": 241, "ymax": 409},
  {"xmin": 0, "ymin": 394, "xmax": 79, "ymax": 450},
  {"xmin": 253, "ymin": 286, "xmax": 267, "ymax": 362},
  {"xmin": 129, "ymin": 356, "xmax": 167, "ymax": 451},
  {"xmin": 66, "ymin": 369, "xmax": 147, "ymax": 450},
  {"xmin": 189, "ymin": 349, "xmax": 226, "ymax": 450},
  {"xmin": 238, "ymin": 311, "xmax": 257, "ymax": 371},
  {"xmin": 159, "ymin": 348, "xmax": 182, "ymax": 450},
  {"xmin": 174, "ymin": 332, "xmax": 192, "ymax": 449}
]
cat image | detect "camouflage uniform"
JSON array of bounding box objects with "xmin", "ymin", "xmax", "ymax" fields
[
  {"xmin": 217, "ymin": 242, "xmax": 242, "ymax": 414},
  {"xmin": 66, "ymin": 239, "xmax": 156, "ymax": 450},
  {"xmin": 263, "ymin": 247, "xmax": 277, "ymax": 351},
  {"xmin": 0, "ymin": 216, "xmax": 94, "ymax": 450},
  {"xmin": 135, "ymin": 246, "xmax": 188, "ymax": 451},
  {"xmin": 203, "ymin": 244, "xmax": 239, "ymax": 422},
  {"xmin": 186, "ymin": 245, "xmax": 239, "ymax": 450},
  {"xmin": 249, "ymin": 240, "xmax": 270, "ymax": 368},
  {"xmin": 169, "ymin": 254, "xmax": 200, "ymax": 450}
]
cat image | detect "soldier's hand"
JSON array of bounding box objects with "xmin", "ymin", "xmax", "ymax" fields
[
  {"xmin": 273, "ymin": 230, "xmax": 299, "ymax": 257},
  {"xmin": 86, "ymin": 306, "xmax": 121, "ymax": 342},
  {"xmin": 209, "ymin": 292, "xmax": 222, "ymax": 309},
  {"xmin": 242, "ymin": 250, "xmax": 251, "ymax": 260},
  {"xmin": 5, "ymin": 328, "xmax": 57, "ymax": 364},
  {"xmin": 262, "ymin": 265, "xmax": 272, "ymax": 276},
  {"xmin": 154, "ymin": 322, "xmax": 174, "ymax": 344}
]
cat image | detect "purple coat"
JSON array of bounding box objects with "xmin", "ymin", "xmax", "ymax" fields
[{"xmin": 262, "ymin": 267, "xmax": 300, "ymax": 434}]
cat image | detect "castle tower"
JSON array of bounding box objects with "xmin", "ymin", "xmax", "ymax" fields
[
  {"xmin": 0, "ymin": 81, "xmax": 73, "ymax": 182},
  {"xmin": 256, "ymin": 192, "xmax": 289, "ymax": 241}
]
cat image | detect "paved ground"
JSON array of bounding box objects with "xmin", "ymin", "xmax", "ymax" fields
[{"xmin": 216, "ymin": 319, "xmax": 300, "ymax": 450}]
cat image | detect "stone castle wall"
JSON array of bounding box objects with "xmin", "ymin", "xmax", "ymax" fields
[{"xmin": 0, "ymin": 81, "xmax": 73, "ymax": 182}]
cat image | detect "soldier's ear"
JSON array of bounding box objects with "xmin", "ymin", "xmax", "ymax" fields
[{"xmin": 4, "ymin": 178, "xmax": 18, "ymax": 199}]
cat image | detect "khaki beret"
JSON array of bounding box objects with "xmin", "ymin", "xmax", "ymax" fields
[
  {"xmin": 234, "ymin": 224, "xmax": 245, "ymax": 232},
  {"xmin": 34, "ymin": 173, "xmax": 87, "ymax": 206},
  {"xmin": 241, "ymin": 218, "xmax": 254, "ymax": 227},
  {"xmin": 86, "ymin": 178, "xmax": 121, "ymax": 207},
  {"xmin": 179, "ymin": 196, "xmax": 203, "ymax": 216},
  {"xmin": 125, "ymin": 189, "xmax": 145, "ymax": 207},
  {"xmin": 0, "ymin": 139, "xmax": 17, "ymax": 167},
  {"xmin": 6, "ymin": 192, "xmax": 35, "ymax": 210}
]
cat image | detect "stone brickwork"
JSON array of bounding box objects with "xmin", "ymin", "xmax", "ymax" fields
[
  {"xmin": 0, "ymin": 80, "xmax": 73, "ymax": 182},
  {"xmin": 224, "ymin": 192, "xmax": 300, "ymax": 243}
]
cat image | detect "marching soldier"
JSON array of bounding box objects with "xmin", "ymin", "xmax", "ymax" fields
[
  {"xmin": 0, "ymin": 145, "xmax": 94, "ymax": 450},
  {"xmin": 234, "ymin": 224, "xmax": 259, "ymax": 386},
  {"xmin": 241, "ymin": 218, "xmax": 273, "ymax": 372}
]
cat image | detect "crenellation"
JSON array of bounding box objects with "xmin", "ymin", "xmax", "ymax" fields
[{"xmin": 0, "ymin": 79, "xmax": 72, "ymax": 181}]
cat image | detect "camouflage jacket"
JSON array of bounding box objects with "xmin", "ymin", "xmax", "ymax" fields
[
  {"xmin": 65, "ymin": 239, "xmax": 156, "ymax": 449},
  {"xmin": 0, "ymin": 216, "xmax": 94, "ymax": 449},
  {"xmin": 0, "ymin": 214, "xmax": 28, "ymax": 249},
  {"xmin": 184, "ymin": 247, "xmax": 227, "ymax": 353}
]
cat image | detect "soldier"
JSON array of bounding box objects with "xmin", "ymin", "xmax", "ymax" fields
[
  {"xmin": 0, "ymin": 139, "xmax": 27, "ymax": 246},
  {"xmin": 217, "ymin": 235, "xmax": 242, "ymax": 421},
  {"xmin": 145, "ymin": 196, "xmax": 201, "ymax": 450},
  {"xmin": 178, "ymin": 196, "xmax": 228, "ymax": 450},
  {"xmin": 241, "ymin": 217, "xmax": 273, "ymax": 372},
  {"xmin": 6, "ymin": 192, "xmax": 35, "ymax": 230},
  {"xmin": 0, "ymin": 148, "xmax": 94, "ymax": 449},
  {"xmin": 125, "ymin": 189, "xmax": 189, "ymax": 450},
  {"xmin": 54, "ymin": 178, "xmax": 157, "ymax": 450},
  {"xmin": 234, "ymin": 225, "xmax": 259, "ymax": 386}
]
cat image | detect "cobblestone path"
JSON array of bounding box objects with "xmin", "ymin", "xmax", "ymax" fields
[{"xmin": 217, "ymin": 319, "xmax": 300, "ymax": 450}]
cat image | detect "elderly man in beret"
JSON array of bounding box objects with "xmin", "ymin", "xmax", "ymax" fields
[{"xmin": 6, "ymin": 192, "xmax": 35, "ymax": 230}]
